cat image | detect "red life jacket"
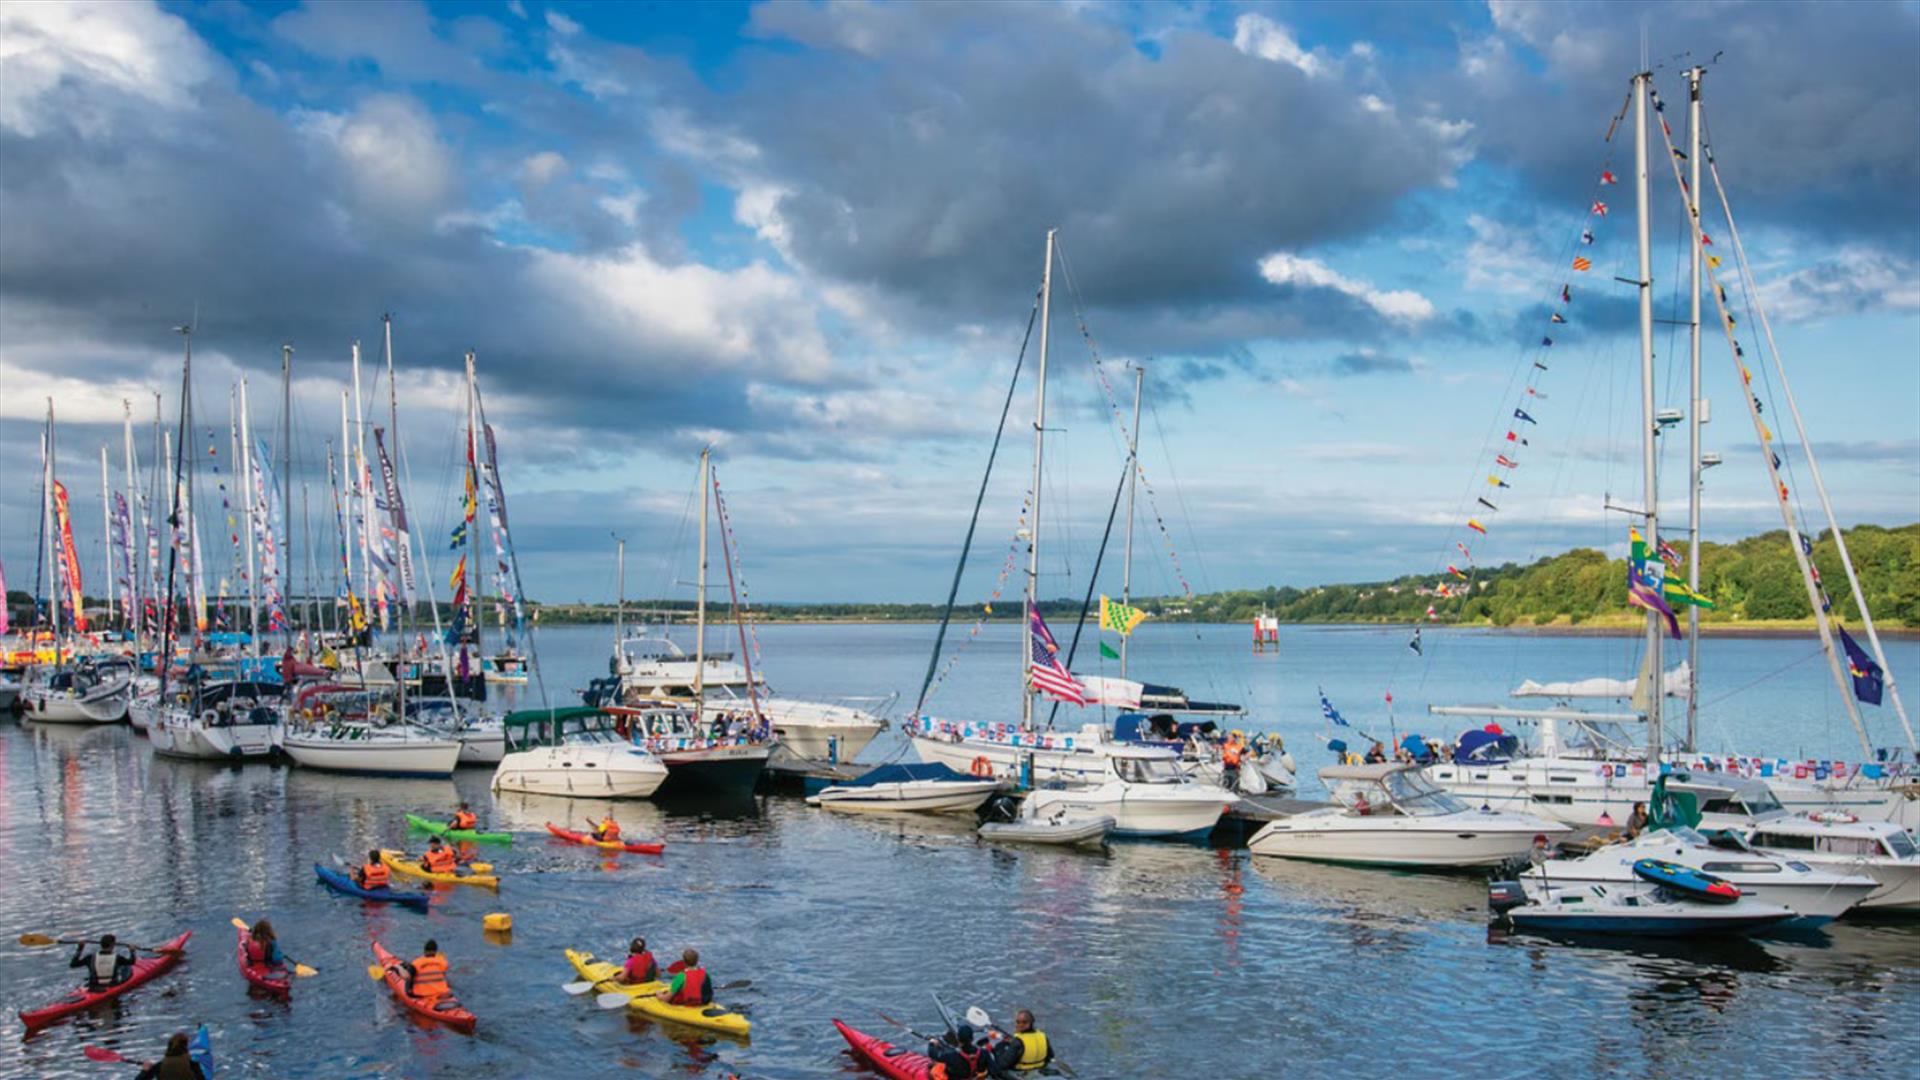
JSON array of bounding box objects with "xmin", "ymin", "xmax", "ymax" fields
[
  {"xmin": 670, "ymin": 966, "xmax": 711, "ymax": 1005},
  {"xmin": 623, "ymin": 951, "xmax": 658, "ymax": 983},
  {"xmin": 360, "ymin": 862, "xmax": 391, "ymax": 888},
  {"xmin": 244, "ymin": 937, "xmax": 271, "ymax": 965},
  {"xmin": 451, "ymin": 811, "xmax": 477, "ymax": 830},
  {"xmin": 423, "ymin": 847, "xmax": 458, "ymax": 873}
]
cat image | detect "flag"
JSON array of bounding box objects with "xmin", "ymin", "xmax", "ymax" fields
[
  {"xmin": 1514, "ymin": 409, "xmax": 1536, "ymax": 424},
  {"xmin": 1467, "ymin": 519, "xmax": 1487, "ymax": 534},
  {"xmin": 1591, "ymin": 201, "xmax": 1608, "ymax": 216},
  {"xmin": 1629, "ymin": 527, "xmax": 1651, "ymax": 567},
  {"xmin": 1099, "ymin": 641, "xmax": 1120, "ymax": 661},
  {"xmin": 1318, "ymin": 689, "xmax": 1349, "ymax": 727},
  {"xmin": 1408, "ymin": 627, "xmax": 1423, "ymax": 655},
  {"xmin": 1550, "ymin": 312, "xmax": 1566, "ymax": 323},
  {"xmin": 1527, "ymin": 388, "xmax": 1548, "ymax": 400},
  {"xmin": 1449, "ymin": 565, "xmax": 1467, "ymax": 580},
  {"xmin": 1572, "ymin": 256, "xmax": 1592, "ymax": 272},
  {"xmin": 1657, "ymin": 539, "xmax": 1683, "ymax": 568},
  {"xmin": 1600, "ymin": 170, "xmax": 1618, "ymax": 185},
  {"xmin": 1838, "ymin": 626, "xmax": 1884, "ymax": 706},
  {"xmin": 1487, "ymin": 474, "xmax": 1509, "ymax": 488},
  {"xmin": 449, "ymin": 554, "xmax": 467, "ymax": 593},
  {"xmin": 1477, "ymin": 498, "xmax": 1498, "ymax": 511},
  {"xmin": 1561, "ymin": 284, "xmax": 1571, "ymax": 303},
  {"xmin": 1701, "ymin": 233, "xmax": 1713, "ymax": 246},
  {"xmin": 1581, "ymin": 229, "xmax": 1594, "ymax": 245},
  {"xmin": 1506, "ymin": 431, "xmax": 1529, "ymax": 446},
  {"xmin": 1662, "ymin": 578, "xmax": 1716, "ymax": 610},
  {"xmin": 1028, "ymin": 610, "xmax": 1088, "ymax": 705},
  {"xmin": 1099, "ymin": 595, "xmax": 1147, "ymax": 637},
  {"xmin": 52, "ymin": 481, "xmax": 87, "ymax": 631},
  {"xmin": 1626, "ymin": 530, "xmax": 1681, "ymax": 639},
  {"xmin": 1496, "ymin": 455, "xmax": 1518, "ymax": 469},
  {"xmin": 1707, "ymin": 254, "xmax": 1722, "ymax": 269},
  {"xmin": 1456, "ymin": 541, "xmax": 1472, "ymax": 559},
  {"xmin": 1541, "ymin": 336, "xmax": 1553, "ymax": 347},
  {"xmin": 1425, "ymin": 604, "xmax": 1436, "ymax": 622}
]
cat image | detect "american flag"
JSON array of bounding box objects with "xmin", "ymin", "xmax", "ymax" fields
[{"xmin": 1027, "ymin": 610, "xmax": 1088, "ymax": 705}]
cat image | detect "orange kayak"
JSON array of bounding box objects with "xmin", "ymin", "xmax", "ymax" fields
[{"xmin": 545, "ymin": 822, "xmax": 665, "ymax": 855}]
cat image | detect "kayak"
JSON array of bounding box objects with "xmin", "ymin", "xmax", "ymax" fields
[
  {"xmin": 235, "ymin": 924, "xmax": 290, "ymax": 997},
  {"xmin": 406, "ymin": 812, "xmax": 513, "ymax": 845},
  {"xmin": 314, "ymin": 864, "xmax": 430, "ymax": 908},
  {"xmin": 1633, "ymin": 858, "xmax": 1742, "ymax": 904},
  {"xmin": 380, "ymin": 849, "xmax": 499, "ymax": 889},
  {"xmin": 565, "ymin": 947, "xmax": 750, "ymax": 1036},
  {"xmin": 371, "ymin": 940, "xmax": 476, "ymax": 1033},
  {"xmin": 834, "ymin": 1019, "xmax": 940, "ymax": 1080},
  {"xmin": 545, "ymin": 822, "xmax": 666, "ymax": 855},
  {"xmin": 18, "ymin": 931, "xmax": 192, "ymax": 1030},
  {"xmin": 190, "ymin": 1023, "xmax": 216, "ymax": 1077}
]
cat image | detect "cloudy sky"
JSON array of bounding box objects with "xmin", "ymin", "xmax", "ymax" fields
[{"xmin": 1, "ymin": 0, "xmax": 1915, "ymax": 609}]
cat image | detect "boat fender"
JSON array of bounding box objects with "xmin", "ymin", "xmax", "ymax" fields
[
  {"xmin": 970, "ymin": 756, "xmax": 993, "ymax": 779},
  {"xmin": 201, "ymin": 709, "xmax": 220, "ymax": 728},
  {"xmin": 1809, "ymin": 810, "xmax": 1858, "ymax": 824}
]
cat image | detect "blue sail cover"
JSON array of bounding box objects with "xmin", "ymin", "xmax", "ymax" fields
[
  {"xmin": 844, "ymin": 762, "xmax": 973, "ymax": 787},
  {"xmin": 1453, "ymin": 729, "xmax": 1520, "ymax": 765}
]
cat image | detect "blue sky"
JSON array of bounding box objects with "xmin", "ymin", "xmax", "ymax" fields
[{"xmin": 0, "ymin": 1, "xmax": 1914, "ymax": 608}]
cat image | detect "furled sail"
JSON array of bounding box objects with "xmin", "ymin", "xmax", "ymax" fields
[{"xmin": 1511, "ymin": 661, "xmax": 1691, "ymax": 700}]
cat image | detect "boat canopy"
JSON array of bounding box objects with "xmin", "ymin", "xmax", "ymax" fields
[
  {"xmin": 192, "ymin": 680, "xmax": 286, "ymax": 705},
  {"xmin": 1452, "ymin": 729, "xmax": 1520, "ymax": 765},
  {"xmin": 841, "ymin": 762, "xmax": 974, "ymax": 787},
  {"xmin": 1114, "ymin": 713, "xmax": 1218, "ymax": 743},
  {"xmin": 501, "ymin": 705, "xmax": 612, "ymax": 750}
]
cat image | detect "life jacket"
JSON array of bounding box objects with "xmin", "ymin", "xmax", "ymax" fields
[
  {"xmin": 1222, "ymin": 743, "xmax": 1243, "ymax": 767},
  {"xmin": 244, "ymin": 937, "xmax": 273, "ymax": 965},
  {"xmin": 669, "ymin": 966, "xmax": 711, "ymax": 1006},
  {"xmin": 423, "ymin": 847, "xmax": 458, "ymax": 873},
  {"xmin": 154, "ymin": 1050, "xmax": 200, "ymax": 1080},
  {"xmin": 623, "ymin": 951, "xmax": 658, "ymax": 983},
  {"xmin": 360, "ymin": 862, "xmax": 391, "ymax": 889},
  {"xmin": 409, "ymin": 953, "xmax": 450, "ymax": 998},
  {"xmin": 596, "ymin": 819, "xmax": 621, "ymax": 840},
  {"xmin": 1014, "ymin": 1031, "xmax": 1051, "ymax": 1070},
  {"xmin": 451, "ymin": 811, "xmax": 477, "ymax": 830},
  {"xmin": 90, "ymin": 950, "xmax": 120, "ymax": 984}
]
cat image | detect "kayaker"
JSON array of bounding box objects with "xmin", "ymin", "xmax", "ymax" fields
[
  {"xmin": 448, "ymin": 802, "xmax": 478, "ymax": 832},
  {"xmin": 656, "ymin": 948, "xmax": 711, "ymax": 1005},
  {"xmin": 617, "ymin": 937, "xmax": 659, "ymax": 984},
  {"xmin": 926, "ymin": 1023, "xmax": 990, "ymax": 1079},
  {"xmin": 403, "ymin": 939, "xmax": 451, "ymax": 1003},
  {"xmin": 244, "ymin": 920, "xmax": 286, "ymax": 972},
  {"xmin": 68, "ymin": 933, "xmax": 134, "ymax": 991},
  {"xmin": 422, "ymin": 837, "xmax": 459, "ymax": 875},
  {"xmin": 1006, "ymin": 1009, "xmax": 1053, "ymax": 1072},
  {"xmin": 355, "ymin": 849, "xmax": 392, "ymax": 890},
  {"xmin": 135, "ymin": 1032, "xmax": 208, "ymax": 1080},
  {"xmin": 590, "ymin": 814, "xmax": 621, "ymax": 843}
]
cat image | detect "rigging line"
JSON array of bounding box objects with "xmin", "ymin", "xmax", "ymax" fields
[
  {"xmin": 1145, "ymin": 397, "xmax": 1234, "ymax": 701},
  {"xmin": 471, "ymin": 377, "xmax": 549, "ymax": 711},
  {"xmin": 1697, "ymin": 646, "xmax": 1824, "ymax": 712},
  {"xmin": 1045, "ymin": 458, "xmax": 1130, "ymax": 730},
  {"xmin": 912, "ymin": 290, "xmax": 1042, "ymax": 720}
]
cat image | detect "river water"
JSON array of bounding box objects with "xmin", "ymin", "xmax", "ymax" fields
[{"xmin": 4, "ymin": 623, "xmax": 1917, "ymax": 1079}]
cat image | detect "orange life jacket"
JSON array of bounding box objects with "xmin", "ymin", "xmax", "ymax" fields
[
  {"xmin": 423, "ymin": 847, "xmax": 458, "ymax": 874},
  {"xmin": 360, "ymin": 862, "xmax": 391, "ymax": 888},
  {"xmin": 451, "ymin": 811, "xmax": 477, "ymax": 830},
  {"xmin": 596, "ymin": 819, "xmax": 621, "ymax": 840},
  {"xmin": 1222, "ymin": 743, "xmax": 1243, "ymax": 767},
  {"xmin": 409, "ymin": 953, "xmax": 449, "ymax": 998}
]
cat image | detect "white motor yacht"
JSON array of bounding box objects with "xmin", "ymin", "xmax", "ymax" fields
[
  {"xmin": 1022, "ymin": 745, "xmax": 1235, "ymax": 839},
  {"xmin": 491, "ymin": 707, "xmax": 669, "ymax": 799},
  {"xmin": 1250, "ymin": 763, "xmax": 1570, "ymax": 868},
  {"xmin": 807, "ymin": 762, "xmax": 999, "ymax": 814}
]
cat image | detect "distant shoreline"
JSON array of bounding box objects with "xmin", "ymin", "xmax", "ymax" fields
[{"xmin": 529, "ymin": 614, "xmax": 1918, "ymax": 638}]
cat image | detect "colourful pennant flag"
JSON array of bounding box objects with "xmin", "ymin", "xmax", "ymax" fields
[
  {"xmin": 1541, "ymin": 336, "xmax": 1553, "ymax": 347},
  {"xmin": 1550, "ymin": 312, "xmax": 1566, "ymax": 323},
  {"xmin": 1099, "ymin": 641, "xmax": 1119, "ymax": 660},
  {"xmin": 1477, "ymin": 497, "xmax": 1499, "ymax": 511},
  {"xmin": 1099, "ymin": 595, "xmax": 1148, "ymax": 637},
  {"xmin": 1513, "ymin": 409, "xmax": 1536, "ymax": 424},
  {"xmin": 1487, "ymin": 474, "xmax": 1510, "ymax": 488},
  {"xmin": 1707, "ymin": 254, "xmax": 1722, "ymax": 269},
  {"xmin": 1495, "ymin": 455, "xmax": 1518, "ymax": 468},
  {"xmin": 1600, "ymin": 170, "xmax": 1618, "ymax": 185},
  {"xmin": 1466, "ymin": 519, "xmax": 1487, "ymax": 534},
  {"xmin": 1449, "ymin": 565, "xmax": 1467, "ymax": 580},
  {"xmin": 1591, "ymin": 201, "xmax": 1608, "ymax": 216},
  {"xmin": 1581, "ymin": 229, "xmax": 1595, "ymax": 245},
  {"xmin": 1561, "ymin": 284, "xmax": 1571, "ymax": 303},
  {"xmin": 1572, "ymin": 256, "xmax": 1592, "ymax": 272}
]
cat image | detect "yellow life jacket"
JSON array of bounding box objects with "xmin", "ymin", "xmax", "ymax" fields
[{"xmin": 1015, "ymin": 1031, "xmax": 1050, "ymax": 1070}]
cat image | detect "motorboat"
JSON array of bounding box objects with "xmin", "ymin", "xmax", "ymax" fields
[
  {"xmin": 0, "ymin": 674, "xmax": 21, "ymax": 712},
  {"xmin": 1249, "ymin": 762, "xmax": 1570, "ymax": 868},
  {"xmin": 279, "ymin": 684, "xmax": 461, "ymax": 777},
  {"xmin": 740, "ymin": 693, "xmax": 887, "ymax": 764},
  {"xmin": 609, "ymin": 703, "xmax": 771, "ymax": 801},
  {"xmin": 148, "ymin": 678, "xmax": 284, "ymax": 760},
  {"xmin": 806, "ymin": 762, "xmax": 999, "ymax": 814},
  {"xmin": 406, "ymin": 697, "xmax": 505, "ymax": 766},
  {"xmin": 21, "ymin": 656, "xmax": 135, "ymax": 723},
  {"xmin": 481, "ymin": 650, "xmax": 530, "ymax": 684},
  {"xmin": 1021, "ymin": 745, "xmax": 1235, "ymax": 839},
  {"xmin": 1520, "ymin": 825, "xmax": 1878, "ymax": 925},
  {"xmin": 1112, "ymin": 712, "xmax": 1296, "ymax": 796},
  {"xmin": 979, "ymin": 800, "xmax": 1114, "ymax": 847},
  {"xmin": 491, "ymin": 707, "xmax": 669, "ymax": 799},
  {"xmin": 1500, "ymin": 881, "xmax": 1797, "ymax": 937}
]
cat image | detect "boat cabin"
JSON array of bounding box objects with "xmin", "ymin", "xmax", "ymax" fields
[{"xmin": 1322, "ymin": 763, "xmax": 1473, "ymax": 818}]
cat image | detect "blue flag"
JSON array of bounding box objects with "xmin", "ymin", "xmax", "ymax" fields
[
  {"xmin": 1513, "ymin": 409, "xmax": 1537, "ymax": 424},
  {"xmin": 1319, "ymin": 689, "xmax": 1349, "ymax": 727},
  {"xmin": 1838, "ymin": 626, "xmax": 1884, "ymax": 706}
]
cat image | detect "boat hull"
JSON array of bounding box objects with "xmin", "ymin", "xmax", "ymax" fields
[
  {"xmin": 811, "ymin": 779, "xmax": 999, "ymax": 814},
  {"xmin": 490, "ymin": 746, "xmax": 669, "ymax": 799},
  {"xmin": 282, "ymin": 733, "xmax": 461, "ymax": 777},
  {"xmin": 1024, "ymin": 786, "xmax": 1227, "ymax": 838},
  {"xmin": 150, "ymin": 713, "xmax": 280, "ymax": 761},
  {"xmin": 654, "ymin": 744, "xmax": 770, "ymax": 801},
  {"xmin": 1248, "ymin": 813, "xmax": 1564, "ymax": 868},
  {"xmin": 980, "ymin": 815, "xmax": 1115, "ymax": 846}
]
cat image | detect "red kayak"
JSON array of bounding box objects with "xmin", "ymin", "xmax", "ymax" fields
[
  {"xmin": 834, "ymin": 1019, "xmax": 941, "ymax": 1080},
  {"xmin": 371, "ymin": 940, "xmax": 475, "ymax": 1033},
  {"xmin": 19, "ymin": 931, "xmax": 192, "ymax": 1030},
  {"xmin": 236, "ymin": 924, "xmax": 291, "ymax": 997},
  {"xmin": 545, "ymin": 822, "xmax": 665, "ymax": 855}
]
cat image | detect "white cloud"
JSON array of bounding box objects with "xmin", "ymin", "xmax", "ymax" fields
[
  {"xmin": 1231, "ymin": 14, "xmax": 1322, "ymax": 77},
  {"xmin": 545, "ymin": 10, "xmax": 581, "ymax": 37},
  {"xmin": 0, "ymin": 0, "xmax": 213, "ymax": 138},
  {"xmin": 596, "ymin": 191, "xmax": 642, "ymax": 227},
  {"xmin": 1460, "ymin": 213, "xmax": 1554, "ymax": 296},
  {"xmin": 297, "ymin": 94, "xmax": 458, "ymax": 224},
  {"xmin": 519, "ymin": 150, "xmax": 568, "ymax": 187},
  {"xmin": 1755, "ymin": 246, "xmax": 1920, "ymax": 323},
  {"xmin": 1257, "ymin": 252, "xmax": 1436, "ymax": 322}
]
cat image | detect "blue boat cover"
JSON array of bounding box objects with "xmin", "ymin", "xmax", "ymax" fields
[
  {"xmin": 1453, "ymin": 729, "xmax": 1520, "ymax": 764},
  {"xmin": 844, "ymin": 762, "xmax": 973, "ymax": 787},
  {"xmin": 1399, "ymin": 734, "xmax": 1434, "ymax": 764},
  {"xmin": 1113, "ymin": 713, "xmax": 1217, "ymax": 743}
]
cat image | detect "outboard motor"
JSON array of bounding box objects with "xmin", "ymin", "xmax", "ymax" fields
[{"xmin": 1487, "ymin": 880, "xmax": 1528, "ymax": 914}]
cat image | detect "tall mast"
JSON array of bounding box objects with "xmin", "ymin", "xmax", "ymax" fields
[
  {"xmin": 693, "ymin": 447, "xmax": 710, "ymax": 713},
  {"xmin": 239, "ymin": 377, "xmax": 262, "ymax": 654},
  {"xmin": 99, "ymin": 445, "xmax": 113, "ymax": 632},
  {"xmin": 301, "ymin": 483, "xmax": 318, "ymax": 648},
  {"xmin": 44, "ymin": 401, "xmax": 61, "ymax": 658},
  {"xmin": 1120, "ymin": 364, "xmax": 1142, "ymax": 679},
  {"xmin": 122, "ymin": 401, "xmax": 139, "ymax": 643},
  {"xmin": 1632, "ymin": 70, "xmax": 1662, "ymax": 764},
  {"xmin": 385, "ymin": 319, "xmax": 408, "ymax": 629},
  {"xmin": 1023, "ymin": 229, "xmax": 1056, "ymax": 729},
  {"xmin": 1683, "ymin": 66, "xmax": 1705, "ymax": 753},
  {"xmin": 149, "ymin": 393, "xmax": 163, "ymax": 641},
  {"xmin": 614, "ymin": 536, "xmax": 626, "ymax": 645},
  {"xmin": 158, "ymin": 325, "xmax": 192, "ymax": 702},
  {"xmin": 281, "ymin": 343, "xmax": 294, "ymax": 634},
  {"xmin": 465, "ymin": 350, "xmax": 483, "ymax": 660},
  {"xmin": 350, "ymin": 342, "xmax": 374, "ymax": 631}
]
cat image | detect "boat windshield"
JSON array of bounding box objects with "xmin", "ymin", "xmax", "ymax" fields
[
  {"xmin": 1887, "ymin": 831, "xmax": 1917, "ymax": 859},
  {"xmin": 1379, "ymin": 769, "xmax": 1470, "ymax": 815},
  {"xmin": 1113, "ymin": 756, "xmax": 1185, "ymax": 784}
]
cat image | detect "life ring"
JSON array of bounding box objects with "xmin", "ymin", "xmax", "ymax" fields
[
  {"xmin": 1809, "ymin": 810, "xmax": 1858, "ymax": 825},
  {"xmin": 969, "ymin": 756, "xmax": 993, "ymax": 778}
]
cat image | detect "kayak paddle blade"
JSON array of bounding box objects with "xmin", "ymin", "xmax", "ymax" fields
[
  {"xmin": 562, "ymin": 981, "xmax": 597, "ymax": 996},
  {"xmin": 468, "ymin": 863, "xmax": 493, "ymax": 874},
  {"xmin": 229, "ymin": 917, "xmax": 250, "ymax": 931},
  {"xmin": 292, "ymin": 962, "xmax": 319, "ymax": 977},
  {"xmin": 966, "ymin": 1006, "xmax": 992, "ymax": 1030},
  {"xmin": 596, "ymin": 992, "xmax": 631, "ymax": 1010},
  {"xmin": 367, "ymin": 963, "xmax": 387, "ymax": 981},
  {"xmin": 82, "ymin": 1046, "xmax": 128, "ymax": 1063}
]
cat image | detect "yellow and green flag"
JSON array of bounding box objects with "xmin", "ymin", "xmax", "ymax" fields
[{"xmin": 1099, "ymin": 596, "xmax": 1147, "ymax": 637}]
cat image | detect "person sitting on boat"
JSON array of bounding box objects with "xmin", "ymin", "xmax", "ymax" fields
[
  {"xmin": 1351, "ymin": 793, "xmax": 1372, "ymax": 816},
  {"xmin": 1364, "ymin": 741, "xmax": 1388, "ymax": 765},
  {"xmin": 985, "ymin": 1009, "xmax": 1053, "ymax": 1073},
  {"xmin": 448, "ymin": 803, "xmax": 478, "ymax": 832},
  {"xmin": 590, "ymin": 814, "xmax": 621, "ymax": 843},
  {"xmin": 422, "ymin": 837, "xmax": 460, "ymax": 875},
  {"xmin": 1626, "ymin": 802, "xmax": 1650, "ymax": 840},
  {"xmin": 69, "ymin": 933, "xmax": 134, "ymax": 991},
  {"xmin": 403, "ymin": 939, "xmax": 451, "ymax": 1003},
  {"xmin": 1220, "ymin": 738, "xmax": 1244, "ymax": 792},
  {"xmin": 135, "ymin": 1031, "xmax": 208, "ymax": 1080},
  {"xmin": 618, "ymin": 937, "xmax": 659, "ymax": 984},
  {"xmin": 927, "ymin": 1023, "xmax": 991, "ymax": 1079},
  {"xmin": 656, "ymin": 948, "xmax": 712, "ymax": 1006},
  {"xmin": 244, "ymin": 920, "xmax": 286, "ymax": 973},
  {"xmin": 355, "ymin": 850, "xmax": 392, "ymax": 890}
]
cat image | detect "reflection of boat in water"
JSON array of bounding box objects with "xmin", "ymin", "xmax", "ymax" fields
[
  {"xmin": 1249, "ymin": 763, "xmax": 1567, "ymax": 868},
  {"xmin": 1246, "ymin": 852, "xmax": 1487, "ymax": 928}
]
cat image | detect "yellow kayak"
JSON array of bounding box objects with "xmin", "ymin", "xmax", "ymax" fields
[
  {"xmin": 380, "ymin": 849, "xmax": 499, "ymax": 889},
  {"xmin": 565, "ymin": 948, "xmax": 750, "ymax": 1037}
]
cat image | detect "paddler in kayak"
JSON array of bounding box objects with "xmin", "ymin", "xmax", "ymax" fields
[
  {"xmin": 402, "ymin": 939, "xmax": 452, "ymax": 1003},
  {"xmin": 447, "ymin": 802, "xmax": 479, "ymax": 832},
  {"xmin": 991, "ymin": 1009, "xmax": 1053, "ymax": 1073},
  {"xmin": 616, "ymin": 937, "xmax": 659, "ymax": 984},
  {"xmin": 135, "ymin": 1031, "xmax": 209, "ymax": 1080},
  {"xmin": 68, "ymin": 933, "xmax": 135, "ymax": 990},
  {"xmin": 655, "ymin": 948, "xmax": 712, "ymax": 1005},
  {"xmin": 422, "ymin": 836, "xmax": 461, "ymax": 875},
  {"xmin": 353, "ymin": 849, "xmax": 393, "ymax": 890},
  {"xmin": 589, "ymin": 813, "xmax": 621, "ymax": 844},
  {"xmin": 926, "ymin": 1023, "xmax": 992, "ymax": 1079},
  {"xmin": 244, "ymin": 919, "xmax": 287, "ymax": 974}
]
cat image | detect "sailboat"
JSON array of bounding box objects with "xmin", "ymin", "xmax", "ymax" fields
[{"xmin": 1421, "ymin": 66, "xmax": 1918, "ymax": 830}]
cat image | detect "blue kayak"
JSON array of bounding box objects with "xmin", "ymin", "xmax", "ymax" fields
[
  {"xmin": 190, "ymin": 1024, "xmax": 215, "ymax": 1078},
  {"xmin": 1632, "ymin": 858, "xmax": 1741, "ymax": 905},
  {"xmin": 313, "ymin": 863, "xmax": 430, "ymax": 908}
]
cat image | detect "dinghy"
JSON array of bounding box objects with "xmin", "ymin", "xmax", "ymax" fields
[{"xmin": 979, "ymin": 800, "xmax": 1113, "ymax": 847}]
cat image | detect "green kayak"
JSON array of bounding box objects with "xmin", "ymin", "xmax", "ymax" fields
[{"xmin": 405, "ymin": 813, "xmax": 513, "ymax": 844}]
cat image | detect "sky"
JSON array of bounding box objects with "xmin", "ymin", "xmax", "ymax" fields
[{"xmin": 0, "ymin": 0, "xmax": 1915, "ymax": 609}]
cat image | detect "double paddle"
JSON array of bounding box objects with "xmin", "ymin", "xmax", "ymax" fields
[{"xmin": 227, "ymin": 917, "xmax": 318, "ymax": 977}]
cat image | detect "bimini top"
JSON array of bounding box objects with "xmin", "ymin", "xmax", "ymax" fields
[
  {"xmin": 1114, "ymin": 713, "xmax": 1218, "ymax": 743},
  {"xmin": 1452, "ymin": 728, "xmax": 1520, "ymax": 765},
  {"xmin": 841, "ymin": 762, "xmax": 974, "ymax": 787}
]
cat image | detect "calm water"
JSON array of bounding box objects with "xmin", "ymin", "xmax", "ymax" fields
[{"xmin": 3, "ymin": 623, "xmax": 1917, "ymax": 1079}]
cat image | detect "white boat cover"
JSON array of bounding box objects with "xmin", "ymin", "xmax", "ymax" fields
[{"xmin": 1511, "ymin": 662, "xmax": 1690, "ymax": 700}]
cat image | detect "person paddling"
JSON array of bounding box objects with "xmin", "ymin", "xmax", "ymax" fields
[
  {"xmin": 69, "ymin": 933, "xmax": 134, "ymax": 991},
  {"xmin": 448, "ymin": 802, "xmax": 478, "ymax": 832},
  {"xmin": 244, "ymin": 920, "xmax": 286, "ymax": 975},
  {"xmin": 589, "ymin": 813, "xmax": 621, "ymax": 844},
  {"xmin": 135, "ymin": 1031, "xmax": 208, "ymax": 1080},
  {"xmin": 926, "ymin": 1023, "xmax": 991, "ymax": 1079},
  {"xmin": 422, "ymin": 836, "xmax": 459, "ymax": 875},
  {"xmin": 402, "ymin": 939, "xmax": 451, "ymax": 1003},
  {"xmin": 656, "ymin": 948, "xmax": 711, "ymax": 1005},
  {"xmin": 354, "ymin": 849, "xmax": 392, "ymax": 890},
  {"xmin": 617, "ymin": 937, "xmax": 658, "ymax": 984},
  {"xmin": 995, "ymin": 1008, "xmax": 1053, "ymax": 1073}
]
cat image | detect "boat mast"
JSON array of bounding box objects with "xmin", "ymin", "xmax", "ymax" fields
[
  {"xmin": 693, "ymin": 446, "xmax": 710, "ymax": 718},
  {"xmin": 465, "ymin": 350, "xmax": 483, "ymax": 663},
  {"xmin": 1023, "ymin": 229, "xmax": 1056, "ymax": 729},
  {"xmin": 43, "ymin": 401, "xmax": 61, "ymax": 661},
  {"xmin": 1120, "ymin": 363, "xmax": 1141, "ymax": 680},
  {"xmin": 122, "ymin": 401, "xmax": 140, "ymax": 645},
  {"xmin": 338, "ymin": 388, "xmax": 353, "ymax": 646},
  {"xmin": 350, "ymin": 342, "xmax": 375, "ymax": 631},
  {"xmin": 99, "ymin": 445, "xmax": 113, "ymax": 634},
  {"xmin": 239, "ymin": 377, "xmax": 262, "ymax": 655},
  {"xmin": 281, "ymin": 343, "xmax": 294, "ymax": 639},
  {"xmin": 1632, "ymin": 69, "xmax": 1662, "ymax": 765},
  {"xmin": 1684, "ymin": 65, "xmax": 1704, "ymax": 754},
  {"xmin": 614, "ymin": 537, "xmax": 625, "ymax": 646}
]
